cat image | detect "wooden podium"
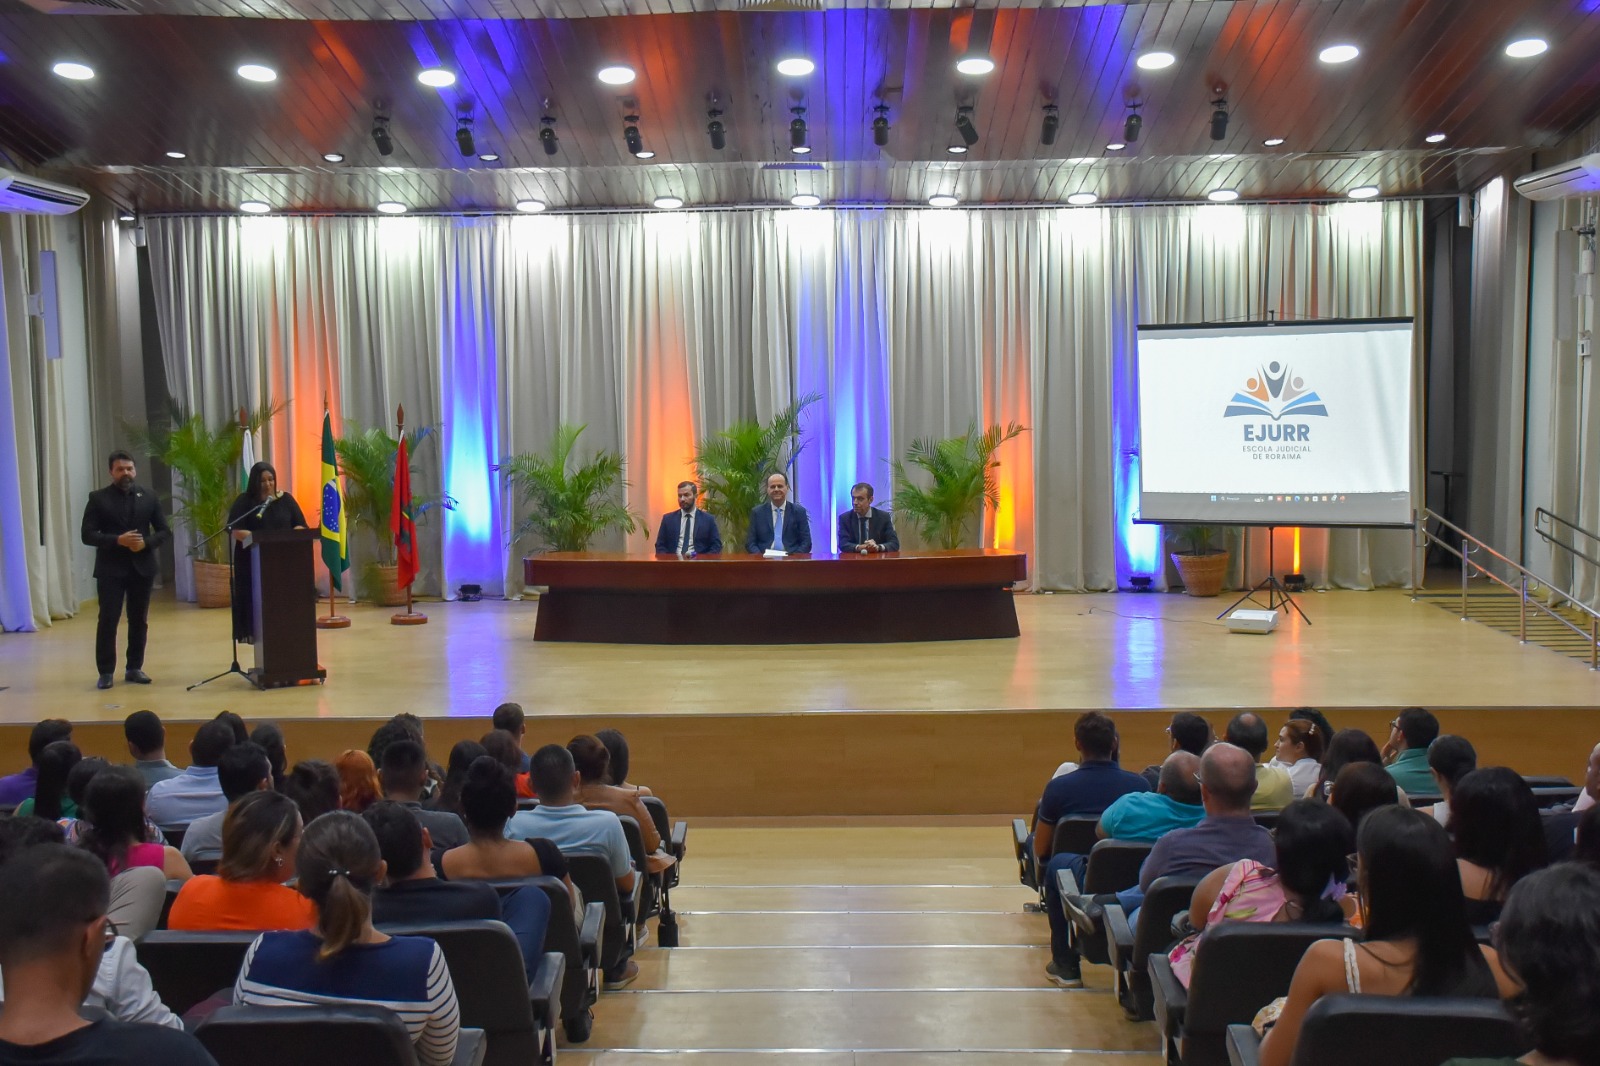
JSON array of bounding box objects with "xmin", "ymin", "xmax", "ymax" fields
[{"xmin": 244, "ymin": 528, "xmax": 326, "ymax": 688}]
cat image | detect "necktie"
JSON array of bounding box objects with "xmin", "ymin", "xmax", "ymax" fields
[
  {"xmin": 859, "ymin": 514, "xmax": 867, "ymax": 547},
  {"xmin": 772, "ymin": 507, "xmax": 785, "ymax": 551},
  {"xmin": 678, "ymin": 511, "xmax": 692, "ymax": 555}
]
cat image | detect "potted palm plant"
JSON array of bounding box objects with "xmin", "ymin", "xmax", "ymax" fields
[
  {"xmin": 891, "ymin": 421, "xmax": 1026, "ymax": 550},
  {"xmin": 335, "ymin": 423, "xmax": 448, "ymax": 605},
  {"xmin": 502, "ymin": 423, "xmax": 644, "ymax": 554},
  {"xmin": 692, "ymin": 395, "xmax": 819, "ymax": 550},
  {"xmin": 1167, "ymin": 525, "xmax": 1231, "ymax": 597}
]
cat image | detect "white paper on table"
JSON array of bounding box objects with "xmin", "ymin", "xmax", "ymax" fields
[{"xmin": 762, "ymin": 549, "xmax": 788, "ymax": 558}]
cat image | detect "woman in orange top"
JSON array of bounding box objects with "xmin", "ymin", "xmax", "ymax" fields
[
  {"xmin": 168, "ymin": 790, "xmax": 316, "ymax": 931},
  {"xmin": 336, "ymin": 750, "xmax": 382, "ymax": 813}
]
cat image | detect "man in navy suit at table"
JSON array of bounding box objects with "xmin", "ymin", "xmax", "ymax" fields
[
  {"xmin": 837, "ymin": 482, "xmax": 900, "ymax": 554},
  {"xmin": 745, "ymin": 472, "xmax": 812, "ymax": 555},
  {"xmin": 654, "ymin": 480, "xmax": 722, "ymax": 556}
]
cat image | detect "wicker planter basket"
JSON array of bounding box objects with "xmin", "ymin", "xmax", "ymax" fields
[
  {"xmin": 193, "ymin": 560, "xmax": 231, "ymax": 609},
  {"xmin": 363, "ymin": 563, "xmax": 407, "ymax": 607},
  {"xmin": 1171, "ymin": 551, "xmax": 1230, "ymax": 597}
]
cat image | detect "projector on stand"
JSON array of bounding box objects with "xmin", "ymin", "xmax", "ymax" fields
[{"xmin": 1225, "ymin": 609, "xmax": 1280, "ymax": 635}]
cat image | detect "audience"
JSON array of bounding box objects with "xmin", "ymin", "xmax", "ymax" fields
[
  {"xmin": 233, "ymin": 811, "xmax": 461, "ymax": 1066},
  {"xmin": 0, "ymin": 845, "xmax": 214, "ymax": 1064},
  {"xmin": 1574, "ymin": 804, "xmax": 1600, "ymax": 870},
  {"xmin": 0, "ymin": 719, "xmax": 73, "ymax": 805},
  {"xmin": 179, "ymin": 742, "xmax": 273, "ymax": 866},
  {"xmin": 59, "ymin": 757, "xmax": 114, "ymax": 840},
  {"xmin": 249, "ymin": 721, "xmax": 289, "ymax": 791},
  {"xmin": 213, "ymin": 710, "xmax": 248, "ymax": 746},
  {"xmin": 16, "ymin": 741, "xmax": 83, "ymax": 819},
  {"xmin": 1450, "ymin": 767, "xmax": 1547, "ymax": 924},
  {"xmin": 1328, "ymin": 762, "xmax": 1401, "ymax": 831},
  {"xmin": 335, "ymin": 749, "xmax": 382, "ymax": 813},
  {"xmin": 481, "ymin": 730, "xmax": 527, "ymax": 798},
  {"xmin": 432, "ymin": 740, "xmax": 487, "ymax": 817},
  {"xmin": 1422, "ymin": 734, "xmax": 1478, "ymax": 826},
  {"xmin": 1097, "ymin": 751, "xmax": 1204, "ymax": 844},
  {"xmin": 1287, "ymin": 707, "xmax": 1335, "ymax": 752},
  {"xmin": 570, "ymin": 734, "xmax": 674, "ymax": 872},
  {"xmin": 380, "ymin": 740, "xmax": 468, "ymax": 850},
  {"xmin": 146, "ymin": 719, "xmax": 236, "ymax": 826},
  {"xmin": 124, "ymin": 710, "xmax": 182, "ymax": 788},
  {"xmin": 1140, "ymin": 712, "xmax": 1211, "ymax": 789},
  {"xmin": 168, "ymin": 790, "xmax": 315, "ymax": 931},
  {"xmin": 596, "ymin": 728, "xmax": 652, "ymax": 795},
  {"xmin": 283, "ymin": 758, "xmax": 341, "ymax": 824},
  {"xmin": 1311, "ymin": 728, "xmax": 1384, "ymax": 801},
  {"xmin": 79, "ymin": 766, "xmax": 191, "ymax": 881},
  {"xmin": 1032, "ymin": 712, "xmax": 1148, "ymax": 868},
  {"xmin": 367, "ymin": 716, "xmax": 424, "ymax": 772},
  {"xmin": 440, "ymin": 758, "xmax": 569, "ymax": 887},
  {"xmin": 1566, "ymin": 741, "xmax": 1600, "ymax": 815},
  {"xmin": 1382, "ymin": 706, "xmax": 1441, "ymax": 794},
  {"xmin": 1225, "ymin": 713, "xmax": 1294, "ymax": 811},
  {"xmin": 493, "ymin": 702, "xmax": 531, "ymax": 772},
  {"xmin": 1266, "ymin": 720, "xmax": 1324, "ymax": 797},
  {"xmin": 1257, "ymin": 806, "xmax": 1514, "ymax": 1066},
  {"xmin": 1167, "ymin": 800, "xmax": 1355, "ymax": 987}
]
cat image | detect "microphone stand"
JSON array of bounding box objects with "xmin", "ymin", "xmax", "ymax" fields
[{"xmin": 188, "ymin": 497, "xmax": 274, "ymax": 691}]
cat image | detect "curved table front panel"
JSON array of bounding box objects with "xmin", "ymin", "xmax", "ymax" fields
[{"xmin": 523, "ymin": 551, "xmax": 1028, "ymax": 644}]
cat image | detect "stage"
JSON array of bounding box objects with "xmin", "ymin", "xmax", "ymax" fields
[{"xmin": 2, "ymin": 586, "xmax": 1596, "ymax": 815}]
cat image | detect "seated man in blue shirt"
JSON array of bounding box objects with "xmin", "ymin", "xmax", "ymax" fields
[
  {"xmin": 1097, "ymin": 751, "xmax": 1205, "ymax": 843},
  {"xmin": 146, "ymin": 719, "xmax": 236, "ymax": 827}
]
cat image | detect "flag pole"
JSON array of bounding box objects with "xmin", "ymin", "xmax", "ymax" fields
[
  {"xmin": 392, "ymin": 402, "xmax": 427, "ymax": 626},
  {"xmin": 317, "ymin": 391, "xmax": 351, "ymax": 630}
]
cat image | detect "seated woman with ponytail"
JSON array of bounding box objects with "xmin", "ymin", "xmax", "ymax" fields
[{"xmin": 233, "ymin": 811, "xmax": 461, "ymax": 1066}]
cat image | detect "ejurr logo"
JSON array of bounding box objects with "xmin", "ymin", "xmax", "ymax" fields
[{"xmin": 1223, "ymin": 362, "xmax": 1330, "ymax": 421}]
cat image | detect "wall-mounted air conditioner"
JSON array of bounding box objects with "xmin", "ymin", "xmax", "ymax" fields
[
  {"xmin": 0, "ymin": 169, "xmax": 90, "ymax": 215},
  {"xmin": 1514, "ymin": 154, "xmax": 1600, "ymax": 201}
]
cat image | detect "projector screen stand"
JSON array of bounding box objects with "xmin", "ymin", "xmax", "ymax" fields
[{"xmin": 1218, "ymin": 526, "xmax": 1312, "ymax": 625}]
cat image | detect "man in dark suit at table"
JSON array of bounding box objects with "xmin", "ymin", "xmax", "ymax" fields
[
  {"xmin": 745, "ymin": 472, "xmax": 812, "ymax": 555},
  {"xmin": 837, "ymin": 482, "xmax": 900, "ymax": 554},
  {"xmin": 654, "ymin": 480, "xmax": 722, "ymax": 556},
  {"xmin": 80, "ymin": 451, "xmax": 170, "ymax": 690}
]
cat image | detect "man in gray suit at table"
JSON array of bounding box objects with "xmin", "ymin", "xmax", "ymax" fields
[
  {"xmin": 837, "ymin": 482, "xmax": 900, "ymax": 554},
  {"xmin": 745, "ymin": 473, "xmax": 812, "ymax": 555}
]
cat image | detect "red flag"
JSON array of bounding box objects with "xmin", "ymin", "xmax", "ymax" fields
[{"xmin": 391, "ymin": 435, "xmax": 418, "ymax": 589}]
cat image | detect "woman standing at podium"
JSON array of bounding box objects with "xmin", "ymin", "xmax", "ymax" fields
[{"xmin": 228, "ymin": 461, "xmax": 307, "ymax": 643}]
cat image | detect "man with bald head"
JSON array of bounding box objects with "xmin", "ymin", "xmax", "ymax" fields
[
  {"xmin": 1226, "ymin": 711, "xmax": 1295, "ymax": 811},
  {"xmin": 1097, "ymin": 751, "xmax": 1205, "ymax": 842},
  {"xmin": 745, "ymin": 473, "xmax": 812, "ymax": 555}
]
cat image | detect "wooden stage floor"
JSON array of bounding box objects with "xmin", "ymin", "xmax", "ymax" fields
[{"xmin": 3, "ymin": 587, "xmax": 1596, "ymax": 815}]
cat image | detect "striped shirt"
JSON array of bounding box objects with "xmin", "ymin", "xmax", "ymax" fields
[{"xmin": 233, "ymin": 930, "xmax": 459, "ymax": 1066}]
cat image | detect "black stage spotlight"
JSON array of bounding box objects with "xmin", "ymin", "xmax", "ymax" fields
[
  {"xmin": 872, "ymin": 104, "xmax": 891, "ymax": 147},
  {"xmin": 540, "ymin": 116, "xmax": 558, "ymax": 156},
  {"xmin": 455, "ymin": 117, "xmax": 475, "ymax": 158},
  {"xmin": 955, "ymin": 106, "xmax": 979, "ymax": 147},
  {"xmin": 1283, "ymin": 573, "xmax": 1307, "ymax": 593},
  {"xmin": 372, "ymin": 114, "xmax": 394, "ymax": 157},
  {"xmin": 790, "ymin": 107, "xmax": 808, "ymax": 151},
  {"xmin": 1040, "ymin": 105, "xmax": 1059, "ymax": 146},
  {"xmin": 1210, "ymin": 96, "xmax": 1229, "ymax": 141},
  {"xmin": 707, "ymin": 109, "xmax": 726, "ymax": 151},
  {"xmin": 1124, "ymin": 109, "xmax": 1142, "ymax": 144},
  {"xmin": 623, "ymin": 115, "xmax": 646, "ymax": 157}
]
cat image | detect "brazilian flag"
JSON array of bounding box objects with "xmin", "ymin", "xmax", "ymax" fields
[{"xmin": 320, "ymin": 410, "xmax": 349, "ymax": 592}]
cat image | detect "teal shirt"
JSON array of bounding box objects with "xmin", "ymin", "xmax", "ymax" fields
[
  {"xmin": 1098, "ymin": 791, "xmax": 1206, "ymax": 843},
  {"xmin": 1385, "ymin": 748, "xmax": 1436, "ymax": 794}
]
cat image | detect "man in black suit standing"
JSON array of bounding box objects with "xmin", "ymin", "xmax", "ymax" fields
[
  {"xmin": 80, "ymin": 451, "xmax": 170, "ymax": 689},
  {"xmin": 837, "ymin": 482, "xmax": 900, "ymax": 554},
  {"xmin": 654, "ymin": 480, "xmax": 723, "ymax": 556},
  {"xmin": 745, "ymin": 472, "xmax": 812, "ymax": 555}
]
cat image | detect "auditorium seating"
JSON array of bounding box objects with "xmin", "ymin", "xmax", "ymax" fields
[
  {"xmin": 1057, "ymin": 840, "xmax": 1152, "ymax": 965},
  {"xmin": 1224, "ymin": 994, "xmax": 1524, "ymax": 1066},
  {"xmin": 642, "ymin": 795, "xmax": 686, "ymax": 945},
  {"xmin": 1103, "ymin": 875, "xmax": 1202, "ymax": 1021},
  {"xmin": 197, "ymin": 1003, "xmax": 487, "ymax": 1066},
  {"xmin": 567, "ymin": 852, "xmax": 635, "ymax": 970},
  {"xmin": 486, "ymin": 876, "xmax": 603, "ymax": 1043},
  {"xmin": 1012, "ymin": 813, "xmax": 1098, "ymax": 893},
  {"xmin": 134, "ymin": 929, "xmax": 258, "ymax": 1014}
]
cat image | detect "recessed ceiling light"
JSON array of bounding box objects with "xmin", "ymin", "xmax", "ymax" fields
[
  {"xmin": 947, "ymin": 145, "xmax": 968, "ymax": 155},
  {"xmin": 237, "ymin": 63, "xmax": 277, "ymax": 83},
  {"xmin": 51, "ymin": 61, "xmax": 94, "ymax": 80},
  {"xmin": 791, "ymin": 145, "xmax": 812, "ymax": 155},
  {"xmin": 653, "ymin": 196, "xmax": 684, "ymax": 209},
  {"xmin": 1263, "ymin": 137, "xmax": 1286, "ymax": 147},
  {"xmin": 165, "ymin": 150, "xmax": 186, "ymax": 159},
  {"xmin": 634, "ymin": 149, "xmax": 656, "ymax": 159},
  {"xmin": 1318, "ymin": 44, "xmax": 1360, "ymax": 64},
  {"xmin": 1425, "ymin": 132, "xmax": 1447, "ymax": 144},
  {"xmin": 956, "ymin": 56, "xmax": 996, "ymax": 76},
  {"xmin": 790, "ymin": 194, "xmax": 822, "ymax": 207},
  {"xmin": 417, "ymin": 68, "xmax": 456, "ymax": 88},
  {"xmin": 515, "ymin": 200, "xmax": 547, "ymax": 213},
  {"xmin": 597, "ymin": 65, "xmax": 636, "ymax": 85},
  {"xmin": 376, "ymin": 201, "xmax": 408, "ymax": 214},
  {"xmin": 478, "ymin": 152, "xmax": 500, "ymax": 162},
  {"xmin": 239, "ymin": 201, "xmax": 271, "ymax": 214},
  {"xmin": 928, "ymin": 194, "xmax": 959, "ymax": 207},
  {"xmin": 1106, "ymin": 142, "xmax": 1127, "ymax": 151},
  {"xmin": 322, "ymin": 152, "xmax": 345, "ymax": 163},
  {"xmin": 1505, "ymin": 38, "xmax": 1549, "ymax": 58},
  {"xmin": 776, "ymin": 57, "xmax": 815, "ymax": 77},
  {"xmin": 1347, "ymin": 185, "xmax": 1380, "ymax": 199},
  {"xmin": 1207, "ymin": 188, "xmax": 1240, "ymax": 202},
  {"xmin": 1136, "ymin": 51, "xmax": 1176, "ymax": 70},
  {"xmin": 1067, "ymin": 192, "xmax": 1098, "ymax": 205}
]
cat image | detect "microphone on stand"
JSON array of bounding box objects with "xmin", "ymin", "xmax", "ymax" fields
[{"xmin": 253, "ymin": 491, "xmax": 280, "ymax": 518}]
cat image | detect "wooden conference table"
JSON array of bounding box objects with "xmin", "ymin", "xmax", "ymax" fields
[{"xmin": 523, "ymin": 550, "xmax": 1028, "ymax": 644}]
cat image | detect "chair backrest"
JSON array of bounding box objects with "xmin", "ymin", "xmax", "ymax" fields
[
  {"xmin": 1403, "ymin": 793, "xmax": 1443, "ymax": 809},
  {"xmin": 1529, "ymin": 785, "xmax": 1583, "ymax": 809},
  {"xmin": 566, "ymin": 853, "xmax": 627, "ymax": 969},
  {"xmin": 1289, "ymin": 994, "xmax": 1523, "ymax": 1066},
  {"xmin": 1082, "ymin": 840, "xmax": 1152, "ymax": 894},
  {"xmin": 1520, "ymin": 774, "xmax": 1574, "ymax": 789},
  {"xmin": 1541, "ymin": 807, "xmax": 1578, "ymax": 863},
  {"xmin": 640, "ymin": 796, "xmax": 671, "ymax": 844},
  {"xmin": 198, "ymin": 1004, "xmax": 417, "ymax": 1066},
  {"xmin": 161, "ymin": 824, "xmax": 189, "ymax": 850},
  {"xmin": 1184, "ymin": 923, "xmax": 1357, "ymax": 1034},
  {"xmin": 487, "ymin": 876, "xmax": 587, "ymax": 1020},
  {"xmin": 1251, "ymin": 810, "xmax": 1281, "ymax": 831},
  {"xmin": 134, "ymin": 929, "xmax": 258, "ymax": 1015},
  {"xmin": 617, "ymin": 815, "xmax": 649, "ymax": 873},
  {"xmin": 1049, "ymin": 817, "xmax": 1101, "ymax": 858},
  {"xmin": 1130, "ymin": 875, "xmax": 1202, "ymax": 972},
  {"xmin": 380, "ymin": 920, "xmax": 534, "ymax": 1066},
  {"xmin": 190, "ymin": 859, "xmax": 220, "ymax": 877}
]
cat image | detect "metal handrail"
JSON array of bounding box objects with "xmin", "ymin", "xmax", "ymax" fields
[
  {"xmin": 1533, "ymin": 508, "xmax": 1600, "ymax": 572},
  {"xmin": 1415, "ymin": 508, "xmax": 1600, "ymax": 670}
]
